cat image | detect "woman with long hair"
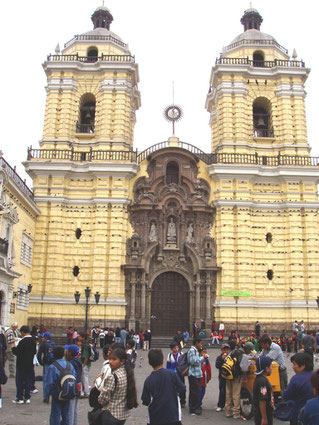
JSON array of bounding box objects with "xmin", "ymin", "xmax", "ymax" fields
[{"xmin": 98, "ymin": 348, "xmax": 138, "ymax": 424}]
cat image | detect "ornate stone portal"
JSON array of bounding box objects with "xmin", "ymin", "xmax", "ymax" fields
[{"xmin": 124, "ymin": 148, "xmax": 219, "ymax": 334}]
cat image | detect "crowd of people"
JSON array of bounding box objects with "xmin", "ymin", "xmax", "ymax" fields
[{"xmin": 1, "ymin": 321, "xmax": 319, "ymax": 425}]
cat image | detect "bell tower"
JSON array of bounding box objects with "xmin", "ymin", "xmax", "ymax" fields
[
  {"xmin": 24, "ymin": 6, "xmax": 140, "ymax": 331},
  {"xmin": 41, "ymin": 5, "xmax": 140, "ymax": 152},
  {"xmin": 205, "ymin": 8, "xmax": 319, "ymax": 331},
  {"xmin": 206, "ymin": 7, "xmax": 310, "ymax": 157}
]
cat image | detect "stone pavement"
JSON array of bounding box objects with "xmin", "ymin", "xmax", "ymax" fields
[{"xmin": 0, "ymin": 346, "xmax": 294, "ymax": 425}]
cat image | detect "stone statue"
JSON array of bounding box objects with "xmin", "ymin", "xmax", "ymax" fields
[
  {"xmin": 149, "ymin": 222, "xmax": 157, "ymax": 242},
  {"xmin": 186, "ymin": 223, "xmax": 194, "ymax": 243},
  {"xmin": 166, "ymin": 217, "xmax": 177, "ymax": 244}
]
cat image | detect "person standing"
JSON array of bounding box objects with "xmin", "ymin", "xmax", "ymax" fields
[
  {"xmin": 65, "ymin": 344, "xmax": 82, "ymax": 425},
  {"xmin": 219, "ymin": 322, "xmax": 225, "ymax": 341},
  {"xmin": 67, "ymin": 327, "xmax": 73, "ymax": 344},
  {"xmin": 142, "ymin": 349, "xmax": 186, "ymax": 425},
  {"xmin": 120, "ymin": 328, "xmax": 127, "ymax": 349},
  {"xmin": 187, "ymin": 337, "xmax": 208, "ymax": 416},
  {"xmin": 215, "ymin": 343, "xmax": 230, "ymax": 412},
  {"xmin": 12, "ymin": 325, "xmax": 36, "ymax": 404},
  {"xmin": 260, "ymin": 335, "xmax": 288, "ymax": 393},
  {"xmin": 78, "ymin": 332, "xmax": 91, "ymax": 398},
  {"xmin": 301, "ymin": 331, "xmax": 316, "ymax": 357},
  {"xmin": 37, "ymin": 332, "xmax": 56, "ymax": 403},
  {"xmin": 5, "ymin": 322, "xmax": 20, "ymax": 378},
  {"xmin": 253, "ymin": 356, "xmax": 274, "ymax": 425},
  {"xmin": 174, "ymin": 330, "xmax": 185, "ymax": 351},
  {"xmin": 47, "ymin": 345, "xmax": 76, "ymax": 425},
  {"xmin": 166, "ymin": 342, "xmax": 186, "ymax": 408},
  {"xmin": 255, "ymin": 321, "xmax": 261, "ymax": 338}
]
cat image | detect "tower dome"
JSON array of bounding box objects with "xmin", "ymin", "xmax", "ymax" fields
[{"xmin": 91, "ymin": 5, "xmax": 113, "ymax": 30}]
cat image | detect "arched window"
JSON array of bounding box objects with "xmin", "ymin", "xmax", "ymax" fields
[
  {"xmin": 87, "ymin": 47, "xmax": 98, "ymax": 63},
  {"xmin": 253, "ymin": 98, "xmax": 273, "ymax": 138},
  {"xmin": 76, "ymin": 93, "xmax": 96, "ymax": 133},
  {"xmin": 166, "ymin": 162, "xmax": 179, "ymax": 184},
  {"xmin": 253, "ymin": 51, "xmax": 265, "ymax": 67}
]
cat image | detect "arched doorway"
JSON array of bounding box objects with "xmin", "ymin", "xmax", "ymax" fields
[{"xmin": 151, "ymin": 272, "xmax": 189, "ymax": 336}]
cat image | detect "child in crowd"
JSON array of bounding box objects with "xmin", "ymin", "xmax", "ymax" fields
[
  {"xmin": 126, "ymin": 339, "xmax": 137, "ymax": 369},
  {"xmin": 166, "ymin": 342, "xmax": 186, "ymax": 407},
  {"xmin": 253, "ymin": 356, "xmax": 274, "ymax": 425},
  {"xmin": 215, "ymin": 343, "xmax": 230, "ymax": 412},
  {"xmin": 65, "ymin": 344, "xmax": 82, "ymax": 425},
  {"xmin": 199, "ymin": 347, "xmax": 211, "ymax": 407},
  {"xmin": 299, "ymin": 368, "xmax": 319, "ymax": 425},
  {"xmin": 98, "ymin": 348, "xmax": 138, "ymax": 424},
  {"xmin": 142, "ymin": 349, "xmax": 186, "ymax": 425},
  {"xmin": 47, "ymin": 345, "xmax": 76, "ymax": 425}
]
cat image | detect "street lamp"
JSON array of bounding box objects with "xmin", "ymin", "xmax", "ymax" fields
[{"xmin": 74, "ymin": 286, "xmax": 100, "ymax": 334}]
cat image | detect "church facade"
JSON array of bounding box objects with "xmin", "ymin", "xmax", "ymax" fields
[{"xmin": 17, "ymin": 6, "xmax": 319, "ymax": 334}]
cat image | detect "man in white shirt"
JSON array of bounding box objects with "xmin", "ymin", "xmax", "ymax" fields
[{"xmin": 260, "ymin": 335, "xmax": 287, "ymax": 393}]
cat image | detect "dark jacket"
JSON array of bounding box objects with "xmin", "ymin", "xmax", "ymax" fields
[{"xmin": 12, "ymin": 336, "xmax": 36, "ymax": 370}]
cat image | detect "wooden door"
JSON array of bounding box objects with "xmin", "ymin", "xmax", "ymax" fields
[{"xmin": 151, "ymin": 272, "xmax": 189, "ymax": 336}]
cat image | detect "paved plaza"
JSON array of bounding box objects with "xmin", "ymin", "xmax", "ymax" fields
[{"xmin": 1, "ymin": 346, "xmax": 295, "ymax": 425}]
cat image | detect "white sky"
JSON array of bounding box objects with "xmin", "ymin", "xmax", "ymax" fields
[{"xmin": 1, "ymin": 0, "xmax": 318, "ymax": 187}]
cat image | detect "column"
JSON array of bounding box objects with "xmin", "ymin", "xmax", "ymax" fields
[
  {"xmin": 195, "ymin": 273, "xmax": 201, "ymax": 321},
  {"xmin": 128, "ymin": 280, "xmax": 136, "ymax": 330},
  {"xmin": 205, "ymin": 274, "xmax": 212, "ymax": 323}
]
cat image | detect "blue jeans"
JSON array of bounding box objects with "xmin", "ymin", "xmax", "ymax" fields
[
  {"xmin": 217, "ymin": 377, "xmax": 226, "ymax": 408},
  {"xmin": 43, "ymin": 364, "xmax": 50, "ymax": 400},
  {"xmin": 16, "ymin": 367, "xmax": 33, "ymax": 401},
  {"xmin": 69, "ymin": 398, "xmax": 78, "ymax": 425},
  {"xmin": 200, "ymin": 386, "xmax": 206, "ymax": 405},
  {"xmin": 50, "ymin": 397, "xmax": 70, "ymax": 425}
]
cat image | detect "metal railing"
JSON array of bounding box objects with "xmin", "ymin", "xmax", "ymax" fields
[
  {"xmin": 27, "ymin": 148, "xmax": 137, "ymax": 163},
  {"xmin": 224, "ymin": 38, "xmax": 288, "ymax": 55},
  {"xmin": 47, "ymin": 54, "xmax": 135, "ymax": 63},
  {"xmin": 64, "ymin": 34, "xmax": 128, "ymax": 49},
  {"xmin": 0, "ymin": 156, "xmax": 34, "ymax": 199},
  {"xmin": 215, "ymin": 57, "xmax": 305, "ymax": 68},
  {"xmin": 253, "ymin": 128, "xmax": 274, "ymax": 138},
  {"xmin": 26, "ymin": 147, "xmax": 319, "ymax": 168}
]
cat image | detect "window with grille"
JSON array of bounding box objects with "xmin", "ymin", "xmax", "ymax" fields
[
  {"xmin": 16, "ymin": 283, "xmax": 29, "ymax": 310},
  {"xmin": 20, "ymin": 233, "xmax": 33, "ymax": 267}
]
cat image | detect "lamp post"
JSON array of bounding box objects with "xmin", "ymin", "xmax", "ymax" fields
[{"xmin": 74, "ymin": 287, "xmax": 100, "ymax": 334}]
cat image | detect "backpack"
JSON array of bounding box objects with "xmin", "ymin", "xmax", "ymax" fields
[
  {"xmin": 44, "ymin": 341, "xmax": 56, "ymax": 364},
  {"xmin": 88, "ymin": 344, "xmax": 99, "ymax": 362},
  {"xmin": 177, "ymin": 350, "xmax": 189, "ymax": 376},
  {"xmin": 53, "ymin": 361, "xmax": 77, "ymax": 401},
  {"xmin": 221, "ymin": 349, "xmax": 242, "ymax": 380}
]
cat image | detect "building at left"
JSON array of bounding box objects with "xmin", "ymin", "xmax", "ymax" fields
[{"xmin": 0, "ymin": 153, "xmax": 40, "ymax": 326}]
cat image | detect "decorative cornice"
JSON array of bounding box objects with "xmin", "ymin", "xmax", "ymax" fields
[
  {"xmin": 23, "ymin": 160, "xmax": 139, "ymax": 180},
  {"xmin": 33, "ymin": 196, "xmax": 131, "ymax": 205},
  {"xmin": 212, "ymin": 199, "xmax": 319, "ymax": 210},
  {"xmin": 214, "ymin": 299, "xmax": 317, "ymax": 308},
  {"xmin": 275, "ymin": 83, "xmax": 306, "ymax": 97},
  {"xmin": 207, "ymin": 163, "xmax": 319, "ymax": 183},
  {"xmin": 30, "ymin": 295, "xmax": 127, "ymax": 306}
]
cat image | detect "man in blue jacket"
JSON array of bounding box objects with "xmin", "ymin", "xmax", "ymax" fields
[
  {"xmin": 37, "ymin": 332, "xmax": 56, "ymax": 403},
  {"xmin": 47, "ymin": 345, "xmax": 76, "ymax": 425}
]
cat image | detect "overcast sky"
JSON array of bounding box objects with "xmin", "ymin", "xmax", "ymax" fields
[{"xmin": 1, "ymin": 0, "xmax": 318, "ymax": 186}]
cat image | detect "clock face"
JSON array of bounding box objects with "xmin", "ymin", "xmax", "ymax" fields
[{"xmin": 164, "ymin": 105, "xmax": 183, "ymax": 122}]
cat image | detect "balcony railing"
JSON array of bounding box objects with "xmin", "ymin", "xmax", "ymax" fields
[
  {"xmin": 225, "ymin": 38, "xmax": 288, "ymax": 55},
  {"xmin": 0, "ymin": 157, "xmax": 34, "ymax": 200},
  {"xmin": 27, "ymin": 147, "xmax": 319, "ymax": 168},
  {"xmin": 27, "ymin": 148, "xmax": 137, "ymax": 163},
  {"xmin": 47, "ymin": 54, "xmax": 135, "ymax": 63},
  {"xmin": 76, "ymin": 123, "xmax": 95, "ymax": 134},
  {"xmin": 215, "ymin": 57, "xmax": 305, "ymax": 68},
  {"xmin": 64, "ymin": 34, "xmax": 128, "ymax": 49}
]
